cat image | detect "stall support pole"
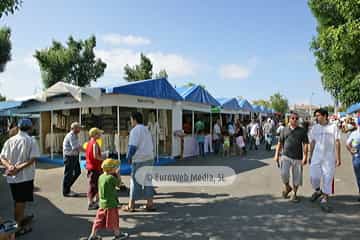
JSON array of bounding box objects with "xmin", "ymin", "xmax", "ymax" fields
[
  {"xmin": 192, "ymin": 111, "xmax": 195, "ymax": 136},
  {"xmin": 79, "ymin": 108, "xmax": 82, "ymax": 162},
  {"xmin": 117, "ymin": 106, "xmax": 120, "ymax": 162},
  {"xmin": 210, "ymin": 112, "xmax": 213, "ymax": 136},
  {"xmin": 50, "ymin": 110, "xmax": 54, "ymax": 161},
  {"xmin": 156, "ymin": 108, "xmax": 159, "ymax": 162}
]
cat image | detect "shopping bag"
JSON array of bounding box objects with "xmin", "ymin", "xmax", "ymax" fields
[
  {"xmin": 236, "ymin": 136, "xmax": 245, "ymax": 148},
  {"xmin": 255, "ymin": 136, "xmax": 260, "ymax": 146}
]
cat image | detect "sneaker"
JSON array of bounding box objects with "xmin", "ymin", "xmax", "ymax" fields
[
  {"xmin": 310, "ymin": 191, "xmax": 322, "ymax": 202},
  {"xmin": 63, "ymin": 191, "xmax": 79, "ymax": 198},
  {"xmin": 88, "ymin": 202, "xmax": 99, "ymax": 211},
  {"xmin": 88, "ymin": 235, "xmax": 102, "ymax": 240},
  {"xmin": 320, "ymin": 200, "xmax": 332, "ymax": 213},
  {"xmin": 113, "ymin": 232, "xmax": 129, "ymax": 240}
]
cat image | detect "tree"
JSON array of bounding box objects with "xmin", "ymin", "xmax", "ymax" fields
[
  {"xmin": 35, "ymin": 35, "xmax": 106, "ymax": 88},
  {"xmin": 252, "ymin": 99, "xmax": 271, "ymax": 108},
  {"xmin": 184, "ymin": 82, "xmax": 206, "ymax": 89},
  {"xmin": 0, "ymin": 0, "xmax": 22, "ymax": 18},
  {"xmin": 124, "ymin": 53, "xmax": 153, "ymax": 82},
  {"xmin": 308, "ymin": 0, "xmax": 360, "ymax": 107},
  {"xmin": 0, "ymin": 27, "xmax": 11, "ymax": 72},
  {"xmin": 0, "ymin": 94, "xmax": 5, "ymax": 101},
  {"xmin": 155, "ymin": 69, "xmax": 168, "ymax": 79},
  {"xmin": 269, "ymin": 92, "xmax": 289, "ymax": 114},
  {"xmin": 323, "ymin": 105, "xmax": 335, "ymax": 114},
  {"xmin": 124, "ymin": 53, "xmax": 169, "ymax": 82}
]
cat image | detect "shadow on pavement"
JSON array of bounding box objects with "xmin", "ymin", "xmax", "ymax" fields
[{"xmin": 120, "ymin": 194, "xmax": 360, "ymax": 240}]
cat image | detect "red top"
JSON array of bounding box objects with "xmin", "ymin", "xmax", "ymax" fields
[{"xmin": 86, "ymin": 138, "xmax": 102, "ymax": 171}]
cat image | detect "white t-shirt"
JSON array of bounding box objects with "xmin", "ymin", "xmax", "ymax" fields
[
  {"xmin": 347, "ymin": 129, "xmax": 360, "ymax": 147},
  {"xmin": 310, "ymin": 123, "xmax": 340, "ymax": 162},
  {"xmin": 213, "ymin": 124, "xmax": 221, "ymax": 140},
  {"xmin": 1, "ymin": 131, "xmax": 40, "ymax": 184},
  {"xmin": 250, "ymin": 123, "xmax": 259, "ymax": 136},
  {"xmin": 128, "ymin": 124, "xmax": 154, "ymax": 163}
]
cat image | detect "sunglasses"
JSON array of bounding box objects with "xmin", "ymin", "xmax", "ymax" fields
[{"xmin": 290, "ymin": 117, "xmax": 298, "ymax": 120}]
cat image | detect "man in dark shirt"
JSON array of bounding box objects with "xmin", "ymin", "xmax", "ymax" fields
[{"xmin": 274, "ymin": 112, "xmax": 309, "ymax": 202}]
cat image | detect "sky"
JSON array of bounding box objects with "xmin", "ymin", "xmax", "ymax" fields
[{"xmin": 0, "ymin": 0, "xmax": 333, "ymax": 106}]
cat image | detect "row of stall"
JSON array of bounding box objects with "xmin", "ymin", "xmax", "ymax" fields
[{"xmin": 1, "ymin": 78, "xmax": 277, "ymax": 166}]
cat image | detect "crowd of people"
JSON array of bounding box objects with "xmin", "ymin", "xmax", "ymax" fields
[{"xmin": 1, "ymin": 109, "xmax": 360, "ymax": 239}]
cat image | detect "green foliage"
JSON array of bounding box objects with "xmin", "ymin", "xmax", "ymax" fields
[
  {"xmin": 0, "ymin": 27, "xmax": 11, "ymax": 72},
  {"xmin": 155, "ymin": 69, "xmax": 168, "ymax": 79},
  {"xmin": 323, "ymin": 105, "xmax": 335, "ymax": 113},
  {"xmin": 252, "ymin": 99, "xmax": 271, "ymax": 108},
  {"xmin": 309, "ymin": 0, "xmax": 360, "ymax": 107},
  {"xmin": 124, "ymin": 53, "xmax": 153, "ymax": 81},
  {"xmin": 184, "ymin": 82, "xmax": 206, "ymax": 89},
  {"xmin": 269, "ymin": 92, "xmax": 289, "ymax": 114},
  {"xmin": 124, "ymin": 53, "xmax": 169, "ymax": 82},
  {"xmin": 0, "ymin": 94, "xmax": 6, "ymax": 101},
  {"xmin": 34, "ymin": 35, "xmax": 106, "ymax": 88},
  {"xmin": 0, "ymin": 0, "xmax": 22, "ymax": 18}
]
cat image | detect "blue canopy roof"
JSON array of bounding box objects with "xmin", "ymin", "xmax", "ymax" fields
[
  {"xmin": 259, "ymin": 106, "xmax": 268, "ymax": 114},
  {"xmin": 252, "ymin": 105, "xmax": 262, "ymax": 113},
  {"xmin": 347, "ymin": 102, "xmax": 360, "ymax": 114},
  {"xmin": 216, "ymin": 98, "xmax": 241, "ymax": 111},
  {"xmin": 175, "ymin": 85, "xmax": 220, "ymax": 106},
  {"xmin": 238, "ymin": 99, "xmax": 254, "ymax": 112},
  {"xmin": 0, "ymin": 101, "xmax": 23, "ymax": 111},
  {"xmin": 104, "ymin": 78, "xmax": 183, "ymax": 101}
]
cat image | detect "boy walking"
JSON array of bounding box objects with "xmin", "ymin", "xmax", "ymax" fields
[{"xmin": 87, "ymin": 159, "xmax": 129, "ymax": 240}]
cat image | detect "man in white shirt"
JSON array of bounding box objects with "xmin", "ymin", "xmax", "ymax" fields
[
  {"xmin": 309, "ymin": 108, "xmax": 341, "ymax": 212},
  {"xmin": 123, "ymin": 112, "xmax": 155, "ymax": 212},
  {"xmin": 213, "ymin": 119, "xmax": 222, "ymax": 155},
  {"xmin": 249, "ymin": 120, "xmax": 260, "ymax": 150},
  {"xmin": 0, "ymin": 119, "xmax": 40, "ymax": 236},
  {"xmin": 345, "ymin": 116, "xmax": 360, "ymax": 201}
]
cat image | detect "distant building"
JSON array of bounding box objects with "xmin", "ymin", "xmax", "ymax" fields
[{"xmin": 289, "ymin": 104, "xmax": 320, "ymax": 120}]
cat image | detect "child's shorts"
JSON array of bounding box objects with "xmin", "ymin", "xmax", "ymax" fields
[{"xmin": 93, "ymin": 208, "xmax": 119, "ymax": 230}]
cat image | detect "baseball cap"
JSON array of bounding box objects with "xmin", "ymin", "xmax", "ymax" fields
[
  {"xmin": 89, "ymin": 127, "xmax": 104, "ymax": 137},
  {"xmin": 18, "ymin": 119, "xmax": 32, "ymax": 128},
  {"xmin": 101, "ymin": 159, "xmax": 120, "ymax": 171}
]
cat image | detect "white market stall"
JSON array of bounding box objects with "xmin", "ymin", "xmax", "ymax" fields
[
  {"xmin": 175, "ymin": 85, "xmax": 221, "ymax": 158},
  {"xmin": 15, "ymin": 79, "xmax": 184, "ymax": 172}
]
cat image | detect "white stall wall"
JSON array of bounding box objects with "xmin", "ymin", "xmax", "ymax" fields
[{"xmin": 172, "ymin": 102, "xmax": 183, "ymax": 157}]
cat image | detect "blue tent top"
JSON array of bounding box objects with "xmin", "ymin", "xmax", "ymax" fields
[
  {"xmin": 259, "ymin": 106, "xmax": 268, "ymax": 114},
  {"xmin": 0, "ymin": 101, "xmax": 22, "ymax": 111},
  {"xmin": 252, "ymin": 105, "xmax": 262, "ymax": 113},
  {"xmin": 338, "ymin": 112, "xmax": 346, "ymax": 117},
  {"xmin": 104, "ymin": 78, "xmax": 183, "ymax": 101},
  {"xmin": 175, "ymin": 85, "xmax": 220, "ymax": 106},
  {"xmin": 238, "ymin": 99, "xmax": 254, "ymax": 112},
  {"xmin": 216, "ymin": 97, "xmax": 241, "ymax": 111},
  {"xmin": 346, "ymin": 102, "xmax": 360, "ymax": 114}
]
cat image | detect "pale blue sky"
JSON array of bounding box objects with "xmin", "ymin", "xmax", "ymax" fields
[{"xmin": 0, "ymin": 0, "xmax": 332, "ymax": 106}]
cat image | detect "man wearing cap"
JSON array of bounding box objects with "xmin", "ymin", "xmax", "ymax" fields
[
  {"xmin": 0, "ymin": 119, "xmax": 40, "ymax": 236},
  {"xmin": 62, "ymin": 122, "xmax": 83, "ymax": 197}
]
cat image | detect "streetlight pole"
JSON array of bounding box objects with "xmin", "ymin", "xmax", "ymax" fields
[{"xmin": 309, "ymin": 92, "xmax": 315, "ymax": 118}]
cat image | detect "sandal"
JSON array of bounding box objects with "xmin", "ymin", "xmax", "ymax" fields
[
  {"xmin": 141, "ymin": 205, "xmax": 157, "ymax": 212},
  {"xmin": 15, "ymin": 226, "xmax": 32, "ymax": 237},
  {"xmin": 121, "ymin": 206, "xmax": 135, "ymax": 212},
  {"xmin": 282, "ymin": 187, "xmax": 292, "ymax": 199}
]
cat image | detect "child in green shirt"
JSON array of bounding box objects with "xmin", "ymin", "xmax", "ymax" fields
[{"xmin": 87, "ymin": 159, "xmax": 129, "ymax": 240}]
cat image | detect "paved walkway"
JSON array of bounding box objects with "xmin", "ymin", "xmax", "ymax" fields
[{"xmin": 1, "ymin": 139, "xmax": 360, "ymax": 240}]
